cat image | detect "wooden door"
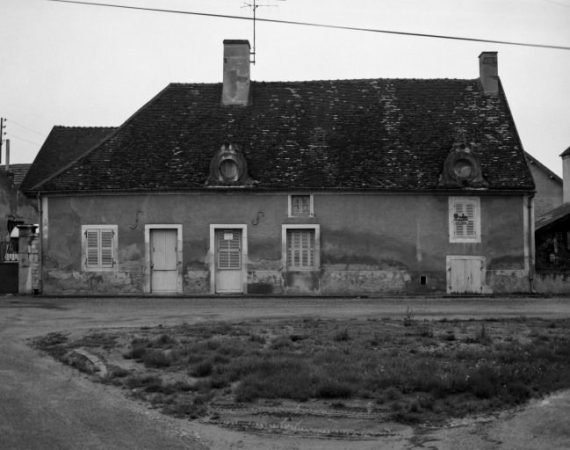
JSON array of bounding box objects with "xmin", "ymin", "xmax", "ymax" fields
[
  {"xmin": 215, "ymin": 229, "xmax": 243, "ymax": 293},
  {"xmin": 150, "ymin": 229, "xmax": 178, "ymax": 293},
  {"xmin": 447, "ymin": 256, "xmax": 484, "ymax": 294}
]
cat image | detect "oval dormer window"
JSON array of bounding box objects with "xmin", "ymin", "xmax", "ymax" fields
[
  {"xmin": 453, "ymin": 158, "xmax": 474, "ymax": 179},
  {"xmin": 220, "ymin": 159, "xmax": 238, "ymax": 182}
]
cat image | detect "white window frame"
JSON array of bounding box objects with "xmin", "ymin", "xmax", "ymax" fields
[
  {"xmin": 288, "ymin": 194, "xmax": 314, "ymax": 218},
  {"xmin": 282, "ymin": 224, "xmax": 320, "ymax": 271},
  {"xmin": 449, "ymin": 197, "xmax": 481, "ymax": 243},
  {"xmin": 81, "ymin": 225, "xmax": 118, "ymax": 272}
]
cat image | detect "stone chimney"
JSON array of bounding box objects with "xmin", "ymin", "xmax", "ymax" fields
[
  {"xmin": 479, "ymin": 51, "xmax": 498, "ymax": 94},
  {"xmin": 561, "ymin": 146, "xmax": 570, "ymax": 203},
  {"xmin": 222, "ymin": 40, "xmax": 251, "ymax": 106}
]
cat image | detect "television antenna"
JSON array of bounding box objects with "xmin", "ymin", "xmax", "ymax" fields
[{"xmin": 241, "ymin": 0, "xmax": 286, "ymax": 64}]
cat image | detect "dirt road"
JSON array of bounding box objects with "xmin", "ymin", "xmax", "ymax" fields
[{"xmin": 1, "ymin": 295, "xmax": 570, "ymax": 449}]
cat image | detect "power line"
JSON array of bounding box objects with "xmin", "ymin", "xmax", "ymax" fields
[
  {"xmin": 9, "ymin": 134, "xmax": 42, "ymax": 147},
  {"xmin": 8, "ymin": 119, "xmax": 47, "ymax": 138},
  {"xmin": 47, "ymin": 0, "xmax": 570, "ymax": 51}
]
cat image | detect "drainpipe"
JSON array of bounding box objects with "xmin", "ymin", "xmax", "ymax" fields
[
  {"xmin": 527, "ymin": 195, "xmax": 535, "ymax": 293},
  {"xmin": 37, "ymin": 191, "xmax": 42, "ymax": 294}
]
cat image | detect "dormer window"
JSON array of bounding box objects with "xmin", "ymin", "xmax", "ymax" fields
[
  {"xmin": 289, "ymin": 195, "xmax": 313, "ymax": 217},
  {"xmin": 220, "ymin": 158, "xmax": 238, "ymax": 181}
]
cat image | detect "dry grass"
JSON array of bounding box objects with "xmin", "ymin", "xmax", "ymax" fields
[{"xmin": 33, "ymin": 316, "xmax": 570, "ymax": 425}]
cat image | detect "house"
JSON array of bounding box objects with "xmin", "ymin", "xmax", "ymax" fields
[
  {"xmin": 24, "ymin": 41, "xmax": 535, "ymax": 296},
  {"xmin": 535, "ymin": 145, "xmax": 570, "ymax": 274},
  {"xmin": 0, "ymin": 163, "xmax": 37, "ymax": 293},
  {"xmin": 525, "ymin": 152, "xmax": 562, "ymax": 218}
]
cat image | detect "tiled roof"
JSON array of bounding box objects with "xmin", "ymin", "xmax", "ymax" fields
[
  {"xmin": 21, "ymin": 126, "xmax": 117, "ymax": 192},
  {"xmin": 34, "ymin": 79, "xmax": 534, "ymax": 193},
  {"xmin": 524, "ymin": 152, "xmax": 562, "ymax": 184},
  {"xmin": 0, "ymin": 164, "xmax": 32, "ymax": 187},
  {"xmin": 536, "ymin": 202, "xmax": 570, "ymax": 231}
]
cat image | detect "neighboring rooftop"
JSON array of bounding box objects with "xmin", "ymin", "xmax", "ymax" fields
[
  {"xmin": 31, "ymin": 78, "xmax": 534, "ymax": 193},
  {"xmin": 525, "ymin": 151, "xmax": 562, "ymax": 184},
  {"xmin": 21, "ymin": 126, "xmax": 117, "ymax": 192},
  {"xmin": 1, "ymin": 163, "xmax": 32, "ymax": 187},
  {"xmin": 536, "ymin": 202, "xmax": 570, "ymax": 231}
]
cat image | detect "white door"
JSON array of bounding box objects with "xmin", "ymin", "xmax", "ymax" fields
[
  {"xmin": 216, "ymin": 229, "xmax": 243, "ymax": 293},
  {"xmin": 151, "ymin": 229, "xmax": 178, "ymax": 293},
  {"xmin": 447, "ymin": 256, "xmax": 484, "ymax": 294}
]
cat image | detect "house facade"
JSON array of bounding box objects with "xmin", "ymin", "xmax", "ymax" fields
[{"xmin": 26, "ymin": 42, "xmax": 535, "ymax": 296}]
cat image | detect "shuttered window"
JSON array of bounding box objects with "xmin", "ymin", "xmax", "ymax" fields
[
  {"xmin": 217, "ymin": 230, "xmax": 241, "ymax": 269},
  {"xmin": 287, "ymin": 229, "xmax": 315, "ymax": 270},
  {"xmin": 449, "ymin": 197, "xmax": 481, "ymax": 243},
  {"xmin": 82, "ymin": 225, "xmax": 118, "ymax": 271}
]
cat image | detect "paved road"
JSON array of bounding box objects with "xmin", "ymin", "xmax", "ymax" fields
[{"xmin": 1, "ymin": 295, "xmax": 570, "ymax": 450}]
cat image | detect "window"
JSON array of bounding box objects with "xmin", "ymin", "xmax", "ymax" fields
[
  {"xmin": 282, "ymin": 225, "xmax": 320, "ymax": 271},
  {"xmin": 289, "ymin": 194, "xmax": 313, "ymax": 217},
  {"xmin": 81, "ymin": 225, "xmax": 118, "ymax": 271},
  {"xmin": 449, "ymin": 197, "xmax": 481, "ymax": 243}
]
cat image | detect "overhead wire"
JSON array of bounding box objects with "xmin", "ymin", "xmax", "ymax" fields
[{"xmin": 46, "ymin": 0, "xmax": 570, "ymax": 51}]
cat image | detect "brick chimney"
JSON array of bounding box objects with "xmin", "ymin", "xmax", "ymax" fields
[
  {"xmin": 479, "ymin": 51, "xmax": 498, "ymax": 94},
  {"xmin": 561, "ymin": 146, "xmax": 570, "ymax": 203},
  {"xmin": 222, "ymin": 40, "xmax": 251, "ymax": 106}
]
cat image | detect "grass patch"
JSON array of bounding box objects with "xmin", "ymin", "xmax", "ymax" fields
[{"xmin": 34, "ymin": 317, "xmax": 570, "ymax": 425}]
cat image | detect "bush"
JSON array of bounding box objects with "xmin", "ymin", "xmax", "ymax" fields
[
  {"xmin": 315, "ymin": 379, "xmax": 353, "ymax": 399},
  {"xmin": 142, "ymin": 350, "xmax": 171, "ymax": 368},
  {"xmin": 333, "ymin": 328, "xmax": 350, "ymax": 342},
  {"xmin": 234, "ymin": 357, "xmax": 314, "ymax": 402},
  {"xmin": 190, "ymin": 361, "xmax": 213, "ymax": 377}
]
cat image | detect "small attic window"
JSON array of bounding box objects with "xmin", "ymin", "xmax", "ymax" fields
[
  {"xmin": 289, "ymin": 195, "xmax": 313, "ymax": 217},
  {"xmin": 452, "ymin": 159, "xmax": 474, "ymax": 179},
  {"xmin": 220, "ymin": 159, "xmax": 238, "ymax": 182}
]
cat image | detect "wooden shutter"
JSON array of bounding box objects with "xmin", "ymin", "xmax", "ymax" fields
[
  {"xmin": 84, "ymin": 227, "xmax": 115, "ymax": 269},
  {"xmin": 287, "ymin": 229, "xmax": 314, "ymax": 269},
  {"xmin": 86, "ymin": 230, "xmax": 100, "ymax": 267},
  {"xmin": 100, "ymin": 229, "xmax": 115, "ymax": 267},
  {"xmin": 218, "ymin": 230, "xmax": 241, "ymax": 269},
  {"xmin": 453, "ymin": 201, "xmax": 476, "ymax": 239}
]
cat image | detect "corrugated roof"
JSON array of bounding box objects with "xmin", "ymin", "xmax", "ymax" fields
[{"xmin": 33, "ymin": 78, "xmax": 534, "ymax": 193}]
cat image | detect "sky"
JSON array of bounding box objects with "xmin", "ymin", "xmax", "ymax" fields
[{"xmin": 1, "ymin": 0, "xmax": 570, "ymax": 175}]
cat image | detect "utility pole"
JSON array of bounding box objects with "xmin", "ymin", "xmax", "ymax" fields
[{"xmin": 0, "ymin": 117, "xmax": 6, "ymax": 165}]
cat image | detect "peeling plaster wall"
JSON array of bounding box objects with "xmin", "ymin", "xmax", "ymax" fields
[{"xmin": 41, "ymin": 192, "xmax": 529, "ymax": 295}]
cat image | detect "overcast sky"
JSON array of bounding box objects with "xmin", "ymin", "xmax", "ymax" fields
[{"xmin": 2, "ymin": 0, "xmax": 569, "ymax": 175}]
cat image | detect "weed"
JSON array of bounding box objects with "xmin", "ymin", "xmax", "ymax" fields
[
  {"xmin": 403, "ymin": 307, "xmax": 415, "ymax": 327},
  {"xmin": 333, "ymin": 328, "xmax": 350, "ymax": 342},
  {"xmin": 315, "ymin": 379, "xmax": 353, "ymax": 399},
  {"xmin": 190, "ymin": 360, "xmax": 213, "ymax": 378},
  {"xmin": 142, "ymin": 349, "xmax": 171, "ymax": 368}
]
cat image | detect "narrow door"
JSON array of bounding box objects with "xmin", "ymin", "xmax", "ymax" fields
[
  {"xmin": 150, "ymin": 229, "xmax": 178, "ymax": 293},
  {"xmin": 447, "ymin": 257, "xmax": 483, "ymax": 294},
  {"xmin": 215, "ymin": 229, "xmax": 243, "ymax": 293}
]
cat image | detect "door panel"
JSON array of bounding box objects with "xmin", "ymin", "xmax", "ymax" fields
[
  {"xmin": 151, "ymin": 229, "xmax": 178, "ymax": 293},
  {"xmin": 447, "ymin": 257, "xmax": 483, "ymax": 294},
  {"xmin": 216, "ymin": 229, "xmax": 243, "ymax": 293}
]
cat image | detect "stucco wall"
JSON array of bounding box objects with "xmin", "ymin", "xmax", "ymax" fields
[
  {"xmin": 41, "ymin": 192, "xmax": 529, "ymax": 295},
  {"xmin": 529, "ymin": 164, "xmax": 562, "ymax": 218}
]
